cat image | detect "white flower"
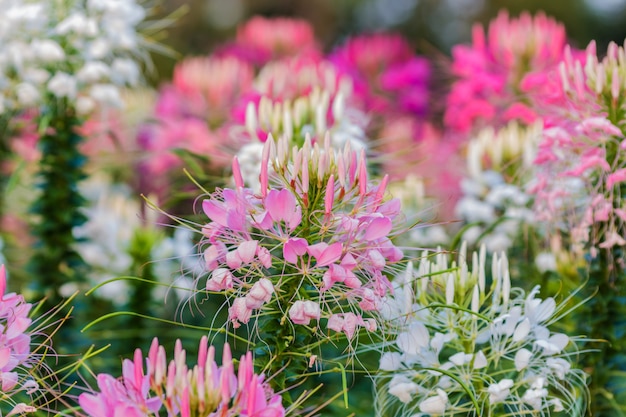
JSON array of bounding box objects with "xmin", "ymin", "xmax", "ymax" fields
[
  {"xmin": 535, "ymin": 333, "xmax": 569, "ymax": 355},
  {"xmin": 236, "ymin": 142, "xmax": 265, "ymax": 192},
  {"xmin": 514, "ymin": 348, "xmax": 532, "ymax": 371},
  {"xmin": 22, "ymin": 68, "xmax": 50, "ymax": 85},
  {"xmin": 89, "ymin": 83, "xmax": 122, "ymax": 107},
  {"xmin": 397, "ymin": 322, "xmax": 430, "ymax": 355},
  {"xmin": 522, "ymin": 386, "xmax": 548, "ymax": 410},
  {"xmin": 31, "ymin": 39, "xmax": 65, "ymax": 62},
  {"xmin": 111, "ymin": 58, "xmax": 139, "ymax": 85},
  {"xmin": 487, "ymin": 379, "xmax": 514, "ymax": 404},
  {"xmin": 16, "ymin": 82, "xmax": 40, "ymax": 106},
  {"xmin": 419, "ymin": 389, "xmax": 448, "ymax": 415},
  {"xmin": 76, "ymin": 96, "xmax": 96, "ymax": 115},
  {"xmin": 56, "ymin": 12, "xmax": 99, "ymax": 36},
  {"xmin": 547, "ymin": 357, "xmax": 571, "ymax": 380},
  {"xmin": 380, "ymin": 352, "xmax": 403, "ymax": 371},
  {"xmin": 48, "ymin": 72, "xmax": 77, "ymax": 98},
  {"xmin": 525, "ymin": 286, "xmax": 556, "ymax": 324},
  {"xmin": 87, "ymin": 38, "xmax": 111, "ymax": 59},
  {"xmin": 535, "ymin": 252, "xmax": 557, "ymax": 273},
  {"xmin": 388, "ymin": 376, "xmax": 420, "ymax": 404},
  {"xmin": 77, "ymin": 61, "xmax": 110, "ymax": 83}
]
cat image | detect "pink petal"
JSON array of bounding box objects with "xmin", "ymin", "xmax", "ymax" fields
[
  {"xmin": 283, "ymin": 238, "xmax": 308, "ymax": 264},
  {"xmin": 238, "ymin": 240, "xmax": 259, "ymax": 264},
  {"xmin": 364, "ymin": 217, "xmax": 393, "ymax": 241},
  {"xmin": 307, "ymin": 242, "xmax": 342, "ymax": 267}
]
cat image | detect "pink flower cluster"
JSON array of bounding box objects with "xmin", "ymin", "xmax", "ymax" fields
[
  {"xmin": 221, "ymin": 16, "xmax": 321, "ymax": 66},
  {"xmin": 445, "ymin": 11, "xmax": 570, "ymax": 134},
  {"xmin": 200, "ymin": 135, "xmax": 402, "ymax": 339},
  {"xmin": 79, "ymin": 337, "xmax": 284, "ymax": 417},
  {"xmin": 530, "ymin": 41, "xmax": 626, "ymax": 250},
  {"xmin": 138, "ymin": 17, "xmax": 432, "ymax": 198},
  {"xmin": 0, "ymin": 265, "xmax": 39, "ymax": 415},
  {"xmin": 330, "ymin": 32, "xmax": 430, "ymax": 118}
]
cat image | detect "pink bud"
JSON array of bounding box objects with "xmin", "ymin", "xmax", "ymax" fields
[
  {"xmin": 260, "ymin": 140, "xmax": 271, "ymax": 197},
  {"xmin": 229, "ymin": 298, "xmax": 252, "ymax": 328},
  {"xmin": 374, "ymin": 175, "xmax": 389, "ymax": 208},
  {"xmin": 246, "ymin": 278, "xmax": 274, "ymax": 308},
  {"xmin": 288, "ymin": 300, "xmax": 321, "ymax": 325},
  {"xmin": 232, "ymin": 156, "xmax": 244, "ymax": 188},
  {"xmin": 324, "ymin": 175, "xmax": 335, "ymax": 215},
  {"xmin": 0, "ymin": 265, "xmax": 5, "ymax": 299},
  {"xmin": 358, "ymin": 150, "xmax": 367, "ymax": 196}
]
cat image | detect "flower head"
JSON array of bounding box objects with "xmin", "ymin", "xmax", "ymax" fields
[
  {"xmin": 79, "ymin": 337, "xmax": 285, "ymax": 417},
  {"xmin": 0, "ymin": 0, "xmax": 148, "ymax": 115},
  {"xmin": 530, "ymin": 40, "xmax": 626, "ymax": 251},
  {"xmin": 198, "ymin": 134, "xmax": 403, "ymax": 342},
  {"xmin": 0, "ymin": 264, "xmax": 46, "ymax": 416},
  {"xmin": 376, "ymin": 244, "xmax": 587, "ymax": 416},
  {"xmin": 445, "ymin": 11, "xmax": 571, "ymax": 134}
]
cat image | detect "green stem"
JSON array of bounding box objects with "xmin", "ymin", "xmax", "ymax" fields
[{"xmin": 29, "ymin": 97, "xmax": 89, "ymax": 357}]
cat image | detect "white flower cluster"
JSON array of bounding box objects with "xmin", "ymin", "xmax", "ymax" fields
[
  {"xmin": 0, "ymin": 0, "xmax": 146, "ymax": 115},
  {"xmin": 456, "ymin": 170, "xmax": 534, "ymax": 252},
  {"xmin": 72, "ymin": 175, "xmax": 196, "ymax": 305},
  {"xmin": 455, "ymin": 122, "xmax": 541, "ymax": 253},
  {"xmin": 376, "ymin": 243, "xmax": 587, "ymax": 416}
]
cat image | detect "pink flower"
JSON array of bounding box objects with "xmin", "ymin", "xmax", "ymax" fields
[
  {"xmin": 288, "ymin": 300, "xmax": 321, "ymax": 325},
  {"xmin": 262, "ymin": 189, "xmax": 302, "ymax": 232},
  {"xmin": 245, "ymin": 278, "xmax": 274, "ymax": 309},
  {"xmin": 283, "ymin": 237, "xmax": 309, "ymax": 264},
  {"xmin": 306, "ymin": 242, "xmax": 343, "ymax": 267},
  {"xmin": 446, "ymin": 11, "xmax": 572, "ymax": 134},
  {"xmin": 80, "ymin": 338, "xmax": 285, "ymax": 417},
  {"xmin": 229, "ymin": 297, "xmax": 253, "ymax": 328},
  {"xmin": 206, "ymin": 268, "xmax": 235, "ymax": 291},
  {"xmin": 234, "ymin": 16, "xmax": 319, "ymax": 65},
  {"xmin": 327, "ymin": 312, "xmax": 372, "ymax": 339}
]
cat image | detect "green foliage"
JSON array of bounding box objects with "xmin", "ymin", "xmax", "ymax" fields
[{"xmin": 29, "ymin": 97, "xmax": 87, "ymax": 302}]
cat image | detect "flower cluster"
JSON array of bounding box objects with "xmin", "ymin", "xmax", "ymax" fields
[
  {"xmin": 0, "ymin": 0, "xmax": 146, "ymax": 115},
  {"xmin": 445, "ymin": 11, "xmax": 570, "ymax": 134},
  {"xmin": 455, "ymin": 122, "xmax": 540, "ymax": 252},
  {"xmin": 200, "ymin": 134, "xmax": 402, "ymax": 340},
  {"xmin": 376, "ymin": 245, "xmax": 587, "ymax": 416},
  {"xmin": 72, "ymin": 174, "xmax": 196, "ymax": 305},
  {"xmin": 330, "ymin": 33, "xmax": 430, "ymax": 118},
  {"xmin": 0, "ymin": 265, "xmax": 39, "ymax": 416},
  {"xmin": 530, "ymin": 40, "xmax": 626, "ymax": 252},
  {"xmin": 79, "ymin": 337, "xmax": 285, "ymax": 417},
  {"xmin": 138, "ymin": 17, "xmax": 432, "ymax": 199}
]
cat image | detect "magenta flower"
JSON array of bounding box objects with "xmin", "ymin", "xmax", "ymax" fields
[
  {"xmin": 445, "ymin": 11, "xmax": 572, "ymax": 134},
  {"xmin": 330, "ymin": 32, "xmax": 430, "ymax": 117},
  {"xmin": 79, "ymin": 337, "xmax": 285, "ymax": 417}
]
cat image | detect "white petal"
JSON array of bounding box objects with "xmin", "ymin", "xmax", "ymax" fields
[{"xmin": 515, "ymin": 348, "xmax": 532, "ymax": 371}]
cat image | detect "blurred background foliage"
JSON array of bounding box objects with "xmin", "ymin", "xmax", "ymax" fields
[{"xmin": 149, "ymin": 0, "xmax": 626, "ymax": 83}]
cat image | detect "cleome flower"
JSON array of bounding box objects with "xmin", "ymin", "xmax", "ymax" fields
[
  {"xmin": 375, "ymin": 243, "xmax": 587, "ymax": 416},
  {"xmin": 455, "ymin": 121, "xmax": 540, "ymax": 253},
  {"xmin": 530, "ymin": 39, "xmax": 626, "ymax": 252},
  {"xmin": 0, "ymin": 264, "xmax": 42, "ymax": 416},
  {"xmin": 0, "ymin": 0, "xmax": 147, "ymax": 115},
  {"xmin": 198, "ymin": 133, "xmax": 403, "ymax": 344},
  {"xmin": 79, "ymin": 337, "xmax": 285, "ymax": 417},
  {"xmin": 445, "ymin": 10, "xmax": 572, "ymax": 134}
]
